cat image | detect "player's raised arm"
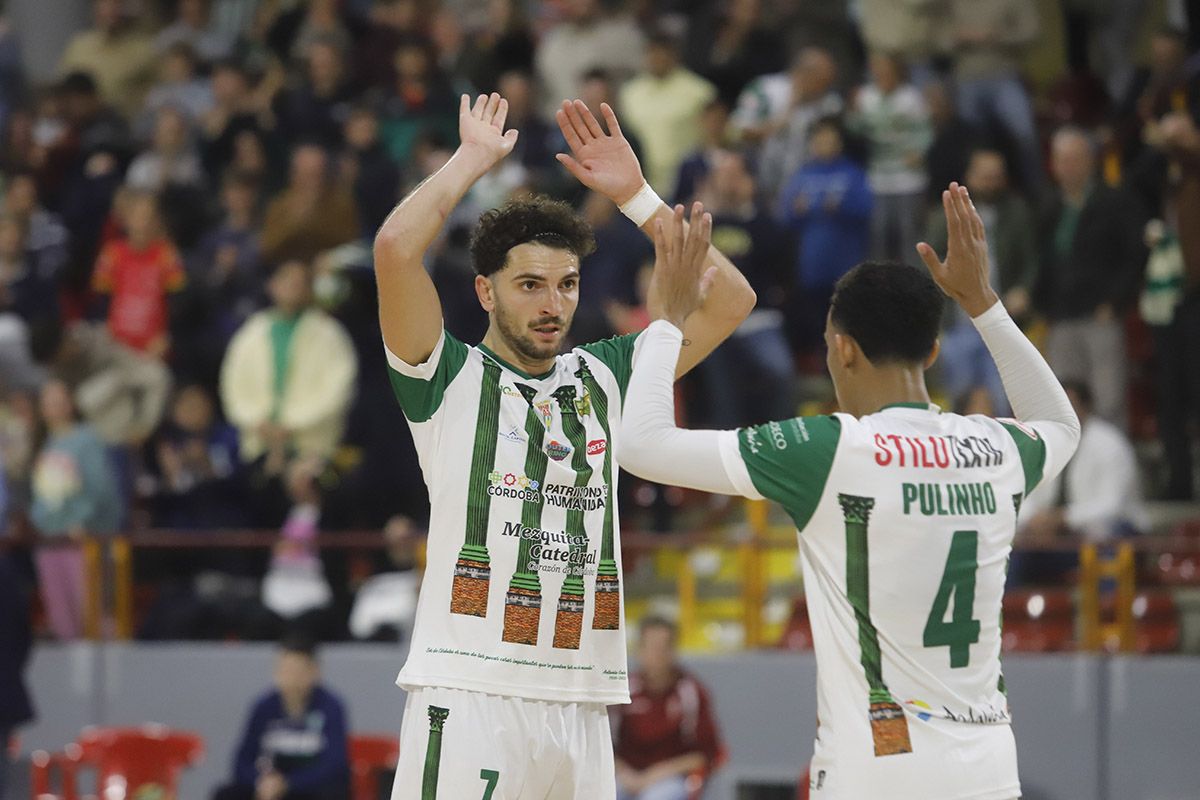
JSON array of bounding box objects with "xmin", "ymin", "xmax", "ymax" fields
[
  {"xmin": 917, "ymin": 183, "xmax": 1081, "ymax": 478},
  {"xmin": 555, "ymin": 99, "xmax": 756, "ymax": 377},
  {"xmin": 374, "ymin": 93, "xmax": 518, "ymax": 365}
]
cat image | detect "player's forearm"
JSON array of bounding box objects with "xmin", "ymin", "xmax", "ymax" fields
[
  {"xmin": 619, "ymin": 321, "xmax": 744, "ymax": 495},
  {"xmin": 374, "ymin": 146, "xmax": 492, "ymax": 264},
  {"xmin": 971, "ymin": 301, "xmax": 1080, "ymax": 444}
]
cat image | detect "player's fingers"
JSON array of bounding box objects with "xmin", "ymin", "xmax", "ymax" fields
[
  {"xmin": 555, "ymin": 107, "xmax": 585, "ymax": 152},
  {"xmin": 495, "ymin": 97, "xmax": 509, "ymax": 131},
  {"xmin": 600, "ymin": 103, "xmax": 623, "ymax": 137},
  {"xmin": 652, "ymin": 218, "xmax": 666, "ymax": 262},
  {"xmin": 574, "ymin": 99, "xmax": 606, "ymax": 139},
  {"xmin": 502, "ymin": 128, "xmax": 519, "ymax": 149},
  {"xmin": 563, "ymin": 100, "xmax": 593, "ymax": 143},
  {"xmin": 672, "ymin": 204, "xmax": 687, "ymax": 261},
  {"xmin": 484, "ymin": 92, "xmax": 501, "ymax": 123},
  {"xmin": 961, "ymin": 185, "xmax": 986, "ymax": 241},
  {"xmin": 944, "ymin": 186, "xmax": 967, "ymax": 250},
  {"xmin": 472, "ymin": 94, "xmax": 487, "ymax": 118},
  {"xmin": 686, "ymin": 204, "xmax": 710, "ymax": 270},
  {"xmin": 555, "ymin": 152, "xmax": 588, "ymax": 182},
  {"xmin": 459, "ymin": 94, "xmax": 470, "ymax": 116}
]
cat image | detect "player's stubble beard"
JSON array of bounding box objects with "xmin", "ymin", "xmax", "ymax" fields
[{"xmin": 493, "ymin": 299, "xmax": 573, "ymax": 366}]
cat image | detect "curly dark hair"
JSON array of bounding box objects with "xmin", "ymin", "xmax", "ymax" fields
[
  {"xmin": 829, "ymin": 261, "xmax": 944, "ymax": 364},
  {"xmin": 470, "ymin": 195, "xmax": 596, "ymax": 277}
]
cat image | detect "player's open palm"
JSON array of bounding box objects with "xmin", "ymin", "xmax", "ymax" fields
[
  {"xmin": 555, "ymin": 100, "xmax": 646, "ymax": 205},
  {"xmin": 917, "ymin": 182, "xmax": 1000, "ymax": 318},
  {"xmin": 459, "ymin": 93, "xmax": 518, "ymax": 167},
  {"xmin": 654, "ymin": 202, "xmax": 717, "ymax": 329}
]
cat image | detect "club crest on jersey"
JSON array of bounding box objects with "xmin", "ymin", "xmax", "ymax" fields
[
  {"xmin": 587, "ymin": 439, "xmax": 607, "ymax": 456},
  {"xmin": 536, "ymin": 401, "xmax": 554, "ymax": 427},
  {"xmin": 546, "ymin": 440, "xmax": 572, "ymax": 461}
]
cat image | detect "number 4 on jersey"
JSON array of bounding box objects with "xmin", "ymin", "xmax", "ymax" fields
[{"xmin": 923, "ymin": 530, "xmax": 981, "ymax": 668}]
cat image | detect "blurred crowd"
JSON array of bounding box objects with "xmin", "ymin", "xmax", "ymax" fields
[{"xmin": 0, "ymin": 0, "xmax": 1197, "ymax": 640}]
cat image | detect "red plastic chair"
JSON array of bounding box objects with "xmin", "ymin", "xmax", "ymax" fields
[
  {"xmin": 349, "ymin": 734, "xmax": 399, "ymax": 800},
  {"xmin": 796, "ymin": 767, "xmax": 811, "ymax": 800},
  {"xmin": 1001, "ymin": 589, "xmax": 1075, "ymax": 652},
  {"xmin": 31, "ymin": 725, "xmax": 204, "ymax": 800}
]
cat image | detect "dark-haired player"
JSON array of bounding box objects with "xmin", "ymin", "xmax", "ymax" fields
[
  {"xmin": 374, "ymin": 93, "xmax": 754, "ymax": 800},
  {"xmin": 619, "ymin": 184, "xmax": 1081, "ymax": 799}
]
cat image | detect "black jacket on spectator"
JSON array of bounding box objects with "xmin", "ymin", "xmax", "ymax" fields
[
  {"xmin": 1035, "ymin": 185, "xmax": 1148, "ymax": 320},
  {"xmin": 0, "ymin": 554, "xmax": 35, "ymax": 731}
]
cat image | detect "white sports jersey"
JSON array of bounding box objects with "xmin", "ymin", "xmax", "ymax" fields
[
  {"xmin": 722, "ymin": 403, "xmax": 1053, "ymax": 800},
  {"xmin": 386, "ymin": 329, "xmax": 640, "ymax": 705}
]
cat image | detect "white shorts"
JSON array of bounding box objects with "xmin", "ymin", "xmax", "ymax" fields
[{"xmin": 390, "ymin": 686, "xmax": 616, "ymax": 800}]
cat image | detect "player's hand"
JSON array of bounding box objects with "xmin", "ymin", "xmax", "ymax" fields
[
  {"xmin": 916, "ymin": 182, "xmax": 1000, "ymax": 318},
  {"xmin": 555, "ymin": 100, "xmax": 646, "ymax": 206},
  {"xmin": 652, "ymin": 202, "xmax": 717, "ymax": 330},
  {"xmin": 458, "ymin": 93, "xmax": 519, "ymax": 170}
]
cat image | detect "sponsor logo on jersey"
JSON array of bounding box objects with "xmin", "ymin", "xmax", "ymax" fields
[
  {"xmin": 906, "ymin": 699, "xmax": 934, "ymax": 721},
  {"xmin": 499, "ymin": 427, "xmax": 525, "ymax": 444},
  {"xmin": 587, "ymin": 439, "xmax": 607, "ymax": 456},
  {"xmin": 873, "ymin": 433, "xmax": 1005, "ymax": 469},
  {"xmin": 488, "ymin": 471, "xmax": 541, "ymax": 491},
  {"xmin": 743, "ymin": 427, "xmax": 763, "ymax": 455},
  {"xmin": 768, "ymin": 420, "xmax": 788, "ymax": 450},
  {"xmin": 546, "ymin": 440, "xmax": 572, "ymax": 461}
]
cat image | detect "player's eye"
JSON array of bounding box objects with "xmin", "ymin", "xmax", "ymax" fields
[
  {"xmin": 561, "ymin": 279, "xmax": 577, "ymax": 291},
  {"xmin": 522, "ymin": 281, "xmax": 539, "ymax": 290}
]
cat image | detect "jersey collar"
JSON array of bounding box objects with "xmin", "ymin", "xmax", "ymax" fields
[
  {"xmin": 878, "ymin": 401, "xmax": 942, "ymax": 413},
  {"xmin": 477, "ymin": 343, "xmax": 558, "ymax": 381}
]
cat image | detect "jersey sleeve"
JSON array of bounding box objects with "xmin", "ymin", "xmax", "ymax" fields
[
  {"xmin": 998, "ymin": 419, "xmax": 1048, "ymax": 497},
  {"xmin": 384, "ymin": 330, "xmax": 469, "ymax": 424},
  {"xmin": 578, "ymin": 333, "xmax": 641, "ymax": 400},
  {"xmin": 732, "ymin": 415, "xmax": 842, "ymax": 529}
]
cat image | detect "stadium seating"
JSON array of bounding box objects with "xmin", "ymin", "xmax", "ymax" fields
[
  {"xmin": 30, "ymin": 725, "xmax": 203, "ymax": 800},
  {"xmin": 349, "ymin": 734, "xmax": 400, "ymax": 800},
  {"xmin": 1000, "ymin": 589, "xmax": 1075, "ymax": 652}
]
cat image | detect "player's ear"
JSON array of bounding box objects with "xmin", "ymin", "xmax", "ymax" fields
[
  {"xmin": 924, "ymin": 338, "xmax": 940, "ymax": 371},
  {"xmin": 475, "ymin": 274, "xmax": 496, "ymax": 312},
  {"xmin": 834, "ymin": 332, "xmax": 857, "ymax": 369}
]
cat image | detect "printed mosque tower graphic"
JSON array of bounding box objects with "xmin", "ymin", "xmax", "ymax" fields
[
  {"xmin": 552, "ymin": 385, "xmax": 590, "ymax": 650},
  {"xmin": 502, "ymin": 382, "xmax": 550, "ymax": 645},
  {"xmin": 450, "ymin": 360, "xmax": 502, "ymax": 617},
  {"xmin": 838, "ymin": 493, "xmax": 912, "ymax": 757},
  {"xmin": 579, "ymin": 361, "xmax": 620, "ymax": 631}
]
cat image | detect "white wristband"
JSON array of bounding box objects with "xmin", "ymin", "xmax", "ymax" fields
[{"xmin": 618, "ymin": 182, "xmax": 662, "ymax": 227}]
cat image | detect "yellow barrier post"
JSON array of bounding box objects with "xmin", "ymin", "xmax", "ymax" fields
[
  {"xmin": 1079, "ymin": 541, "xmax": 1137, "ymax": 652},
  {"xmin": 82, "ymin": 538, "xmax": 103, "ymax": 640},
  {"xmin": 113, "ymin": 536, "xmax": 133, "ymax": 640},
  {"xmin": 743, "ymin": 500, "xmax": 769, "ymax": 648}
]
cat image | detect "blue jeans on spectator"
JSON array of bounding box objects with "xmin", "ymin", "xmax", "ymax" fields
[
  {"xmin": 935, "ymin": 316, "xmax": 1010, "ymax": 416},
  {"xmin": 618, "ymin": 774, "xmax": 689, "ymax": 800},
  {"xmin": 956, "ymin": 74, "xmax": 1043, "ymax": 193}
]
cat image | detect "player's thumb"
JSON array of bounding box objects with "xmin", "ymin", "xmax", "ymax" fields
[
  {"xmin": 555, "ymin": 152, "xmax": 587, "ymax": 181},
  {"xmin": 915, "ymin": 242, "xmax": 942, "ymax": 275}
]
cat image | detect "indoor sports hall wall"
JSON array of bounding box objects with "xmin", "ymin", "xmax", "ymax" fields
[{"xmin": 17, "ymin": 644, "xmax": 1198, "ymax": 800}]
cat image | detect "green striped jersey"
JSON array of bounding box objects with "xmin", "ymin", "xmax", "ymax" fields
[
  {"xmin": 722, "ymin": 403, "xmax": 1049, "ymax": 799},
  {"xmin": 386, "ymin": 329, "xmax": 639, "ymax": 704}
]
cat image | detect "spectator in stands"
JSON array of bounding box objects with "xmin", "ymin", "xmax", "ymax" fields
[
  {"xmin": 92, "ymin": 191, "xmax": 186, "ymax": 357},
  {"xmin": 200, "ymin": 59, "xmax": 266, "ymax": 179},
  {"xmin": 377, "ymin": 36, "xmax": 460, "ymax": 166},
  {"xmin": 619, "ymin": 30, "xmax": 718, "ymax": 199},
  {"xmin": 673, "ymin": 99, "xmax": 732, "ymax": 206},
  {"xmin": 352, "ymin": 0, "xmax": 423, "ymax": 91},
  {"xmin": 214, "ymin": 636, "xmax": 350, "ymax": 800},
  {"xmin": 265, "ymin": 0, "xmax": 354, "ymax": 67},
  {"xmin": 57, "ymin": 0, "xmax": 156, "ymax": 119},
  {"xmin": 0, "ymin": 213, "xmax": 59, "ymax": 325},
  {"xmin": 856, "ymin": 0, "xmax": 942, "ymax": 80},
  {"xmin": 0, "ymin": 553, "xmax": 34, "ymax": 800},
  {"xmin": 750, "ymin": 47, "xmax": 843, "ymax": 199},
  {"xmin": 1015, "ymin": 382, "xmax": 1146, "ymax": 583},
  {"xmin": 126, "ymin": 106, "xmax": 206, "ymax": 192},
  {"xmin": 149, "ymin": 383, "xmax": 244, "ymax": 529},
  {"xmin": 922, "ymin": 80, "xmax": 982, "ymax": 205},
  {"xmin": 260, "ymin": 144, "xmax": 359, "ymax": 266},
  {"xmin": 694, "ymin": 149, "xmax": 795, "ymax": 427},
  {"xmin": 850, "ymin": 52, "xmax": 932, "ymax": 262},
  {"xmin": 219, "ymin": 258, "xmax": 357, "ymax": 528},
  {"xmin": 155, "ymin": 0, "xmax": 236, "ymax": 65},
  {"xmin": 682, "ymin": 0, "xmax": 786, "ymax": 108},
  {"xmin": 2, "ymin": 171, "xmax": 69, "ymax": 285},
  {"xmin": 948, "ymin": 0, "xmax": 1042, "ymax": 192},
  {"xmin": 137, "ymin": 43, "xmax": 215, "ymax": 142},
  {"xmin": 1036, "ymin": 127, "xmax": 1148, "ymax": 427},
  {"xmin": 336, "ymin": 104, "xmax": 399, "ymax": 241},
  {"xmin": 273, "ymin": 37, "xmax": 355, "ymax": 151},
  {"xmin": 493, "ymin": 70, "xmax": 561, "ymax": 190},
  {"xmin": 30, "ymin": 378, "xmax": 120, "ymax": 639},
  {"xmin": 449, "ymin": 0, "xmax": 536, "ymax": 96},
  {"xmin": 777, "ymin": 117, "xmax": 872, "ymax": 354},
  {"xmin": 348, "ymin": 514, "xmax": 419, "ymax": 642},
  {"xmin": 925, "ymin": 148, "xmax": 1038, "ymax": 411},
  {"xmin": 613, "ymin": 616, "xmax": 723, "ymax": 800},
  {"xmin": 534, "ymin": 0, "xmax": 646, "ymax": 119}
]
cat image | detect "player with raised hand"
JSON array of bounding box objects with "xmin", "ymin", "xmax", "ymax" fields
[
  {"xmin": 618, "ymin": 183, "xmax": 1080, "ymax": 799},
  {"xmin": 375, "ymin": 91, "xmax": 754, "ymax": 800}
]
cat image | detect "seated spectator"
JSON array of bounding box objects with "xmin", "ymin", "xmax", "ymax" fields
[
  {"xmin": 348, "ymin": 515, "xmax": 419, "ymax": 642},
  {"xmin": 776, "ymin": 117, "xmax": 871, "ymax": 355},
  {"xmin": 448, "ymin": 0, "xmax": 536, "ymax": 96},
  {"xmin": 849, "ymin": 52, "xmax": 932, "ymax": 262},
  {"xmin": 0, "ymin": 213, "xmax": 59, "ymax": 324},
  {"xmin": 682, "ymin": 0, "xmax": 786, "ymax": 108},
  {"xmin": 618, "ymin": 30, "xmax": 717, "ymax": 199},
  {"xmin": 922, "ymin": 80, "xmax": 982, "ymax": 205},
  {"xmin": 924, "ymin": 148, "xmax": 1038, "ymax": 412},
  {"xmin": 200, "ymin": 60, "xmax": 270, "ymax": 182},
  {"xmin": 147, "ymin": 384, "xmax": 244, "ymax": 529},
  {"xmin": 2, "ymin": 171, "xmax": 70, "ymax": 287},
  {"xmin": 219, "ymin": 258, "xmax": 357, "ymax": 529},
  {"xmin": 92, "ymin": 191, "xmax": 186, "ymax": 356},
  {"xmin": 137, "ymin": 42, "xmax": 215, "ymax": 141},
  {"xmin": 273, "ymin": 37, "xmax": 356, "ymax": 151},
  {"xmin": 213, "ymin": 636, "xmax": 350, "ymax": 800},
  {"xmin": 672, "ymin": 99, "xmax": 731, "ymax": 206},
  {"xmin": 613, "ymin": 617, "xmax": 724, "ymax": 800},
  {"xmin": 377, "ymin": 36, "xmax": 460, "ymax": 166},
  {"xmin": 154, "ymin": 0, "xmax": 236, "ymax": 65},
  {"xmin": 57, "ymin": 0, "xmax": 156, "ymax": 119},
  {"xmin": 30, "ymin": 319, "xmax": 171, "ymax": 446},
  {"xmin": 260, "ymin": 144, "xmax": 359, "ymax": 266},
  {"xmin": 30, "ymin": 379, "xmax": 121, "ymax": 640},
  {"xmin": 126, "ymin": 106, "xmax": 206, "ymax": 192},
  {"xmin": 493, "ymin": 70, "xmax": 561, "ymax": 190},
  {"xmin": 339, "ymin": 104, "xmax": 401, "ymax": 239},
  {"xmin": 0, "ymin": 553, "xmax": 34, "ymax": 800}
]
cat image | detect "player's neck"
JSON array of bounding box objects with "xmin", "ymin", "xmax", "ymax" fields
[
  {"xmin": 480, "ymin": 327, "xmax": 556, "ymax": 378},
  {"xmin": 848, "ymin": 368, "xmax": 932, "ymax": 418}
]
